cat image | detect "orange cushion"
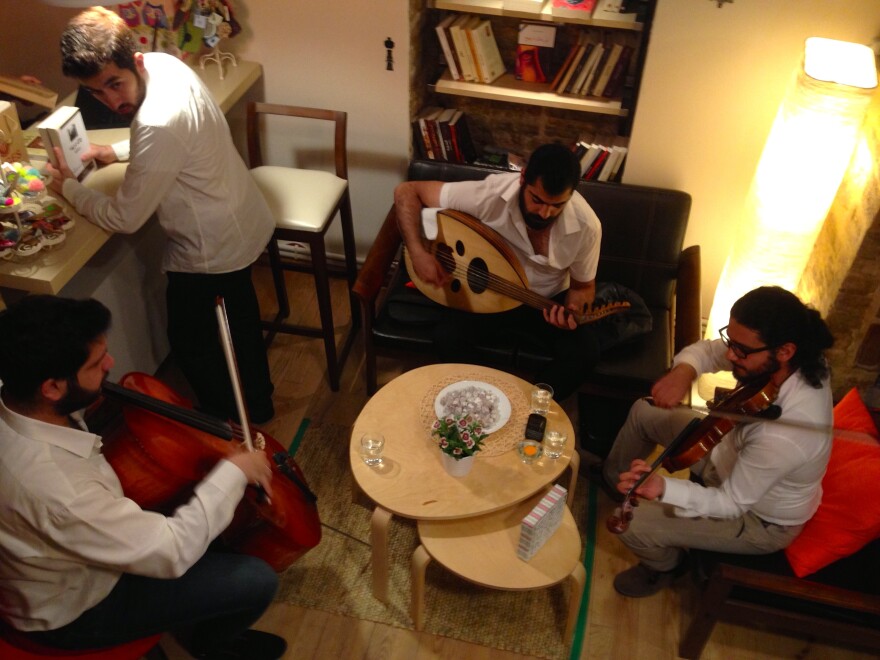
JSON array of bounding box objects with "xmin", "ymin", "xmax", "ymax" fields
[{"xmin": 784, "ymin": 388, "xmax": 880, "ymax": 578}]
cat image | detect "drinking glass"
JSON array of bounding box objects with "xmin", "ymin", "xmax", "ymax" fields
[
  {"xmin": 517, "ymin": 439, "xmax": 543, "ymax": 464},
  {"xmin": 530, "ymin": 383, "xmax": 554, "ymax": 415},
  {"xmin": 543, "ymin": 430, "xmax": 566, "ymax": 459},
  {"xmin": 360, "ymin": 433, "xmax": 385, "ymax": 466}
]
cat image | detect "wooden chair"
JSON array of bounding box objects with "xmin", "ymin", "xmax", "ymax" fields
[{"xmin": 247, "ymin": 102, "xmax": 359, "ymax": 391}]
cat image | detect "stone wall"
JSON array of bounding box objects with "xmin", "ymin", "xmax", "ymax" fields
[{"xmin": 800, "ymin": 91, "xmax": 880, "ymax": 401}]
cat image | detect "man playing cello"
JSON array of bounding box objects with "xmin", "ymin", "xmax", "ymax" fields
[
  {"xmin": 592, "ymin": 286, "xmax": 834, "ymax": 597},
  {"xmin": 0, "ymin": 295, "xmax": 286, "ymax": 658}
]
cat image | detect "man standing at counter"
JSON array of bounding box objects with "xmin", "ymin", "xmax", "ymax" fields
[{"xmin": 46, "ymin": 7, "xmax": 275, "ymax": 424}]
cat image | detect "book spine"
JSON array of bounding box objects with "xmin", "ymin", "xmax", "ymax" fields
[
  {"xmin": 450, "ymin": 19, "xmax": 478, "ymax": 82},
  {"xmin": 435, "ymin": 18, "xmax": 461, "ymax": 81}
]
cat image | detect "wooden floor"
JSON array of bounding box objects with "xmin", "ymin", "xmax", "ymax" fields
[{"xmin": 158, "ymin": 265, "xmax": 873, "ymax": 660}]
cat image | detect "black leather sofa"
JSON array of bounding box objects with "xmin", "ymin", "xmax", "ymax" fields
[{"xmin": 352, "ymin": 159, "xmax": 701, "ymax": 416}]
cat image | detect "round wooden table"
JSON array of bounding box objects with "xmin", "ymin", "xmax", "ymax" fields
[
  {"xmin": 413, "ymin": 491, "xmax": 585, "ymax": 644},
  {"xmin": 350, "ymin": 363, "xmax": 579, "ymax": 602}
]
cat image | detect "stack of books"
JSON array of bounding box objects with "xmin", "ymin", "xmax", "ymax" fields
[
  {"xmin": 550, "ymin": 32, "xmax": 633, "ymax": 98},
  {"xmin": 435, "ymin": 14, "xmax": 506, "ymax": 84},
  {"xmin": 573, "ymin": 140, "xmax": 628, "ymax": 182},
  {"xmin": 412, "ymin": 106, "xmax": 477, "ymax": 164},
  {"xmin": 517, "ymin": 484, "xmax": 568, "ymax": 561}
]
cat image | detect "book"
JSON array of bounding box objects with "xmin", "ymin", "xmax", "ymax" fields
[
  {"xmin": 590, "ymin": 42, "xmax": 624, "ymax": 96},
  {"xmin": 550, "ymin": 0, "xmax": 597, "ymax": 20},
  {"xmin": 0, "ymin": 101, "xmax": 28, "ymax": 165},
  {"xmin": 435, "ymin": 14, "xmax": 461, "ymax": 81},
  {"xmin": 583, "ymin": 146, "xmax": 610, "ymax": 179},
  {"xmin": 591, "ymin": 0, "xmax": 639, "ymax": 23},
  {"xmin": 554, "ymin": 33, "xmax": 587, "ymax": 94},
  {"xmin": 577, "ymin": 142, "xmax": 604, "ymax": 176},
  {"xmin": 467, "ymin": 18, "xmax": 505, "ymax": 84},
  {"xmin": 448, "ymin": 110, "xmax": 477, "ymax": 164},
  {"xmin": 435, "ymin": 108, "xmax": 459, "ymax": 163},
  {"xmin": 601, "ymin": 45, "xmax": 633, "ymax": 98},
  {"xmin": 516, "ymin": 22, "xmax": 557, "ymax": 83},
  {"xmin": 423, "ymin": 108, "xmax": 446, "ymax": 161},
  {"xmin": 549, "ymin": 37, "xmax": 581, "ymax": 91},
  {"xmin": 573, "ymin": 42, "xmax": 604, "ymax": 96},
  {"xmin": 415, "ymin": 106, "xmax": 443, "ymax": 160},
  {"xmin": 597, "ymin": 145, "xmax": 625, "ymax": 182},
  {"xmin": 561, "ymin": 41, "xmax": 592, "ymax": 94},
  {"xmin": 0, "ymin": 74, "xmax": 58, "ymax": 109},
  {"xmin": 517, "ymin": 484, "xmax": 567, "ymax": 561},
  {"xmin": 607, "ymin": 145, "xmax": 628, "ymax": 180},
  {"xmin": 449, "ymin": 15, "xmax": 478, "ymax": 83},
  {"xmin": 578, "ymin": 41, "xmax": 608, "ymax": 96},
  {"xmin": 503, "ymin": 0, "xmax": 548, "ymax": 11},
  {"xmin": 37, "ymin": 106, "xmax": 96, "ymax": 181}
]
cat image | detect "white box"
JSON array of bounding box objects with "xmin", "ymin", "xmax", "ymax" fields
[
  {"xmin": 37, "ymin": 106, "xmax": 96, "ymax": 181},
  {"xmin": 518, "ymin": 484, "xmax": 567, "ymax": 561}
]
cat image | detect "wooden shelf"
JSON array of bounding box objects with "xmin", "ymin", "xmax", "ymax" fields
[
  {"xmin": 434, "ymin": 71, "xmax": 628, "ymax": 116},
  {"xmin": 429, "ymin": 0, "xmax": 644, "ymax": 31}
]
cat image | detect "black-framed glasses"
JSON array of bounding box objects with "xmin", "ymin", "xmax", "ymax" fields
[{"xmin": 718, "ymin": 325, "xmax": 776, "ymax": 359}]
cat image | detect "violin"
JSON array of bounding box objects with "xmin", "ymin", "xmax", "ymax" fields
[
  {"xmin": 606, "ymin": 377, "xmax": 781, "ymax": 535},
  {"xmin": 99, "ymin": 299, "xmax": 321, "ymax": 571}
]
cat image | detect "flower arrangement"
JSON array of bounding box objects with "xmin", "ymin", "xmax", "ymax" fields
[{"xmin": 432, "ymin": 414, "xmax": 489, "ymax": 460}]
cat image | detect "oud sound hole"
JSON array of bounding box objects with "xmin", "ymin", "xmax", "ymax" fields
[
  {"xmin": 467, "ymin": 258, "xmax": 489, "ymax": 294},
  {"xmin": 455, "ymin": 240, "xmax": 465, "ymax": 256}
]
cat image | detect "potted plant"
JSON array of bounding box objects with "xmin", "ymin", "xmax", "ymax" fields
[{"xmin": 431, "ymin": 414, "xmax": 488, "ymax": 477}]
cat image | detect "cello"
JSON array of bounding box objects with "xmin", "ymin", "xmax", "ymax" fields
[
  {"xmin": 606, "ymin": 377, "xmax": 781, "ymax": 535},
  {"xmin": 100, "ymin": 299, "xmax": 321, "ymax": 571}
]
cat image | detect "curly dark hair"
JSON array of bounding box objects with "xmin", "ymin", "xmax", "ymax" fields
[
  {"xmin": 60, "ymin": 7, "xmax": 137, "ymax": 79},
  {"xmin": 0, "ymin": 296, "xmax": 111, "ymax": 404},
  {"xmin": 731, "ymin": 286, "xmax": 834, "ymax": 388}
]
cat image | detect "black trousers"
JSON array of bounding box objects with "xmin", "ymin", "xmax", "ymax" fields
[
  {"xmin": 431, "ymin": 291, "xmax": 604, "ymax": 402},
  {"xmin": 166, "ymin": 267, "xmax": 274, "ymax": 423}
]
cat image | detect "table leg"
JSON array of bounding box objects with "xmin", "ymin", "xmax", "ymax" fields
[
  {"xmin": 566, "ymin": 449, "xmax": 580, "ymax": 508},
  {"xmin": 564, "ymin": 561, "xmax": 587, "ymax": 644},
  {"xmin": 370, "ymin": 505, "xmax": 392, "ymax": 603},
  {"xmin": 410, "ymin": 544, "xmax": 432, "ymax": 631}
]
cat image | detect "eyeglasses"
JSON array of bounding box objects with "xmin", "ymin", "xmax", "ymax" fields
[{"xmin": 718, "ymin": 325, "xmax": 776, "ymax": 359}]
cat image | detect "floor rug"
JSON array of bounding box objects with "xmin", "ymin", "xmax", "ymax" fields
[{"xmin": 275, "ymin": 422, "xmax": 594, "ymax": 659}]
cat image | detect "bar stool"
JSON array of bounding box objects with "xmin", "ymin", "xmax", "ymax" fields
[
  {"xmin": 247, "ymin": 102, "xmax": 359, "ymax": 391},
  {"xmin": 0, "ymin": 625, "xmax": 164, "ymax": 660}
]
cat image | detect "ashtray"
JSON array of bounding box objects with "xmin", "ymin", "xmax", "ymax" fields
[{"xmin": 517, "ymin": 439, "xmax": 543, "ymax": 464}]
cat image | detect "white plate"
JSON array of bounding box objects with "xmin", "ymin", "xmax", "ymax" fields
[{"xmin": 434, "ymin": 380, "xmax": 511, "ymax": 434}]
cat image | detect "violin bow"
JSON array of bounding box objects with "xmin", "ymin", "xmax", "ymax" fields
[{"xmin": 214, "ymin": 296, "xmax": 254, "ymax": 452}]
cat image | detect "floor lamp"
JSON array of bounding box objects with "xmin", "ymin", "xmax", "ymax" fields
[{"xmin": 701, "ymin": 37, "xmax": 877, "ymax": 396}]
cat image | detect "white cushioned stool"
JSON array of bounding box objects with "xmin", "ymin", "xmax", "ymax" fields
[{"xmin": 247, "ymin": 102, "xmax": 359, "ymax": 391}]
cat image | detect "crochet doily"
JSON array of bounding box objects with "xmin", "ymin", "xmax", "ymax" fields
[{"xmin": 419, "ymin": 371, "xmax": 529, "ymax": 458}]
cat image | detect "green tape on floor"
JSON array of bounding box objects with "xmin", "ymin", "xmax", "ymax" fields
[
  {"xmin": 569, "ymin": 480, "xmax": 598, "ymax": 659},
  {"xmin": 288, "ymin": 418, "xmax": 310, "ymax": 457}
]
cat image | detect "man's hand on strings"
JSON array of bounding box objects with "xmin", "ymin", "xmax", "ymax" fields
[
  {"xmin": 411, "ymin": 250, "xmax": 451, "ymax": 288},
  {"xmin": 618, "ymin": 458, "xmax": 664, "ymax": 500},
  {"xmin": 543, "ymin": 304, "xmax": 577, "ymax": 330}
]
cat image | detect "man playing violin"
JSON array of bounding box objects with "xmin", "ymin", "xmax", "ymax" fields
[
  {"xmin": 394, "ymin": 142, "xmax": 603, "ymax": 403},
  {"xmin": 0, "ymin": 295, "xmax": 286, "ymax": 658},
  {"xmin": 592, "ymin": 286, "xmax": 834, "ymax": 597}
]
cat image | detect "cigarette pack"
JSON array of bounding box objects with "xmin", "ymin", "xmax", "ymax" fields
[
  {"xmin": 517, "ymin": 484, "xmax": 567, "ymax": 561},
  {"xmin": 37, "ymin": 106, "xmax": 96, "ymax": 181}
]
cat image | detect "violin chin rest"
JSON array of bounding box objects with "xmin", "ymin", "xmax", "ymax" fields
[{"xmin": 759, "ymin": 404, "xmax": 783, "ymax": 420}]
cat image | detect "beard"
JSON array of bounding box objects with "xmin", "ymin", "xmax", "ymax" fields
[
  {"xmin": 518, "ymin": 189, "xmax": 556, "ymax": 231},
  {"xmin": 54, "ymin": 377, "xmax": 104, "ymax": 417},
  {"xmin": 114, "ymin": 73, "xmax": 147, "ymax": 116},
  {"xmin": 733, "ymin": 354, "xmax": 780, "ymax": 386}
]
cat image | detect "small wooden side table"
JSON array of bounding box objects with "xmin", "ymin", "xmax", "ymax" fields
[{"xmin": 411, "ymin": 490, "xmax": 586, "ymax": 645}]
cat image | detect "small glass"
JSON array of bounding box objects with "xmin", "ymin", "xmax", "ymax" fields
[
  {"xmin": 530, "ymin": 383, "xmax": 554, "ymax": 415},
  {"xmin": 360, "ymin": 432, "xmax": 385, "ymax": 466},
  {"xmin": 543, "ymin": 430, "xmax": 566, "ymax": 459},
  {"xmin": 517, "ymin": 439, "xmax": 543, "ymax": 464}
]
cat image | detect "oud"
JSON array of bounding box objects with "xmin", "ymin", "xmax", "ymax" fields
[{"xmin": 404, "ymin": 208, "xmax": 630, "ymax": 324}]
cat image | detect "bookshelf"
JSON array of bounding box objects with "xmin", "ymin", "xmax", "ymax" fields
[{"xmin": 414, "ymin": 0, "xmax": 655, "ymax": 169}]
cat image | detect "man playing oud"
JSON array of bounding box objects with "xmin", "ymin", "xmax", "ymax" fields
[{"xmin": 394, "ymin": 143, "xmax": 603, "ymax": 403}]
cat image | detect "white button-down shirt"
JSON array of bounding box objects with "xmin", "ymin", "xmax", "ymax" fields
[
  {"xmin": 62, "ymin": 52, "xmax": 274, "ymax": 274},
  {"xmin": 0, "ymin": 394, "xmax": 246, "ymax": 631},
  {"xmin": 439, "ymin": 172, "xmax": 601, "ymax": 297}
]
